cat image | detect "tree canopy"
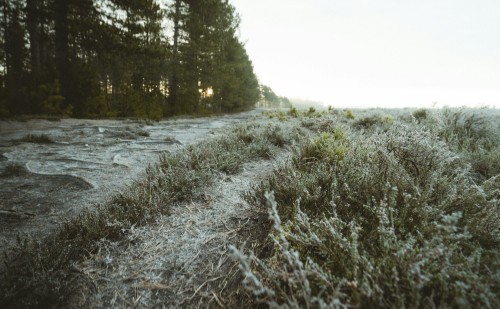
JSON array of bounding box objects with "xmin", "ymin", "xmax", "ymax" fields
[{"xmin": 0, "ymin": 0, "xmax": 261, "ymax": 118}]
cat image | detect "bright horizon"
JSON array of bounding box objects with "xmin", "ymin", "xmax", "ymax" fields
[{"xmin": 230, "ymin": 0, "xmax": 500, "ymax": 109}]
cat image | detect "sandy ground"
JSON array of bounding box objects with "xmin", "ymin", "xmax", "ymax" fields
[{"xmin": 0, "ymin": 111, "xmax": 261, "ymax": 257}]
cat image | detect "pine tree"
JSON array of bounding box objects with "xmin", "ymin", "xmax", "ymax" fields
[
  {"xmin": 0, "ymin": 0, "xmax": 8, "ymax": 115},
  {"xmin": 3, "ymin": 0, "xmax": 29, "ymax": 114}
]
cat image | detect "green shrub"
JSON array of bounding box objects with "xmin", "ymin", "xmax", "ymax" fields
[
  {"xmin": 297, "ymin": 131, "xmax": 348, "ymax": 167},
  {"xmin": 344, "ymin": 109, "xmax": 355, "ymax": 119},
  {"xmin": 300, "ymin": 116, "xmax": 347, "ymax": 134},
  {"xmin": 277, "ymin": 111, "xmax": 287, "ymax": 122},
  {"xmin": 262, "ymin": 110, "xmax": 276, "ymax": 119},
  {"xmin": 353, "ymin": 114, "xmax": 394, "ymax": 130},
  {"xmin": 354, "ymin": 115, "xmax": 383, "ymax": 129},
  {"xmin": 288, "ymin": 107, "xmax": 299, "ymax": 117},
  {"xmin": 412, "ymin": 108, "xmax": 428, "ymax": 122}
]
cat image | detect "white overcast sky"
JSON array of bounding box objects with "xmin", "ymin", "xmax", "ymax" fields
[{"xmin": 230, "ymin": 0, "xmax": 500, "ymax": 108}]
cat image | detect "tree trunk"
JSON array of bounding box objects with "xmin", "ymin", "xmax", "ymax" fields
[
  {"xmin": 168, "ymin": 0, "xmax": 181, "ymax": 115},
  {"xmin": 1, "ymin": 0, "xmax": 9, "ymax": 73},
  {"xmin": 4, "ymin": 0, "xmax": 27, "ymax": 114},
  {"xmin": 26, "ymin": 0, "xmax": 40, "ymax": 79},
  {"xmin": 54, "ymin": 0, "xmax": 69, "ymax": 106}
]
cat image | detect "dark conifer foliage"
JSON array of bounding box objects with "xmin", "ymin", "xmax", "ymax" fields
[{"xmin": 0, "ymin": 0, "xmax": 260, "ymax": 118}]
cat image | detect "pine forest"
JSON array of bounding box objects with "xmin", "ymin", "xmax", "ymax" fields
[{"xmin": 0, "ymin": 0, "xmax": 262, "ymax": 118}]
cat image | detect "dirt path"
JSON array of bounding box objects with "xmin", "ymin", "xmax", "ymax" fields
[
  {"xmin": 0, "ymin": 111, "xmax": 261, "ymax": 257},
  {"xmin": 72, "ymin": 150, "xmax": 288, "ymax": 307}
]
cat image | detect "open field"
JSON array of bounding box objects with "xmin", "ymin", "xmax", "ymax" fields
[{"xmin": 1, "ymin": 107, "xmax": 499, "ymax": 308}]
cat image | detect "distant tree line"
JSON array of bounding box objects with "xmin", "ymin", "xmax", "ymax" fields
[
  {"xmin": 0, "ymin": 0, "xmax": 261, "ymax": 118},
  {"xmin": 260, "ymin": 84, "xmax": 291, "ymax": 108}
]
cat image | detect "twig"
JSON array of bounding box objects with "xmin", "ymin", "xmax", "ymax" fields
[
  {"xmin": 188, "ymin": 276, "xmax": 222, "ymax": 300},
  {"xmin": 212, "ymin": 291, "xmax": 225, "ymax": 308}
]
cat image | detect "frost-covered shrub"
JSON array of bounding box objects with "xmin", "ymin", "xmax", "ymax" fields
[
  {"xmin": 435, "ymin": 108, "xmax": 500, "ymax": 181},
  {"xmin": 343, "ymin": 109, "xmax": 356, "ymax": 119},
  {"xmin": 263, "ymin": 123, "xmax": 290, "ymax": 147},
  {"xmin": 298, "ymin": 131, "xmax": 348, "ymax": 167},
  {"xmin": 238, "ymin": 187, "xmax": 498, "ymax": 308},
  {"xmin": 288, "ymin": 107, "xmax": 300, "ymax": 117},
  {"xmin": 354, "ymin": 114, "xmax": 383, "ymax": 129},
  {"xmin": 231, "ymin": 192, "xmax": 347, "ymax": 309},
  {"xmin": 468, "ymin": 148, "xmax": 500, "ymax": 180},
  {"xmin": 353, "ymin": 114, "xmax": 395, "ymax": 132},
  {"xmin": 437, "ymin": 107, "xmax": 499, "ymax": 153},
  {"xmin": 397, "ymin": 107, "xmax": 500, "ymax": 181},
  {"xmin": 179, "ymin": 121, "xmax": 296, "ymax": 174},
  {"xmin": 412, "ymin": 108, "xmax": 428, "ymax": 122},
  {"xmin": 238, "ymin": 111, "xmax": 499, "ymax": 308}
]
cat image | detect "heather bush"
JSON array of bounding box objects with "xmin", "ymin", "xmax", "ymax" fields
[
  {"xmin": 296, "ymin": 130, "xmax": 348, "ymax": 167},
  {"xmin": 354, "ymin": 114, "xmax": 394, "ymax": 131},
  {"xmin": 437, "ymin": 107, "xmax": 498, "ymax": 152},
  {"xmin": 394, "ymin": 107, "xmax": 500, "ymax": 181},
  {"xmin": 237, "ymin": 110, "xmax": 499, "ymax": 308},
  {"xmin": 306, "ymin": 107, "xmax": 317, "ymax": 117},
  {"xmin": 412, "ymin": 108, "xmax": 428, "ymax": 122},
  {"xmin": 288, "ymin": 107, "xmax": 299, "ymax": 117},
  {"xmin": 263, "ymin": 110, "xmax": 288, "ymax": 121},
  {"xmin": 436, "ymin": 108, "xmax": 500, "ymax": 181},
  {"xmin": 468, "ymin": 148, "xmax": 500, "ymax": 180},
  {"xmin": 343, "ymin": 109, "xmax": 356, "ymax": 119}
]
